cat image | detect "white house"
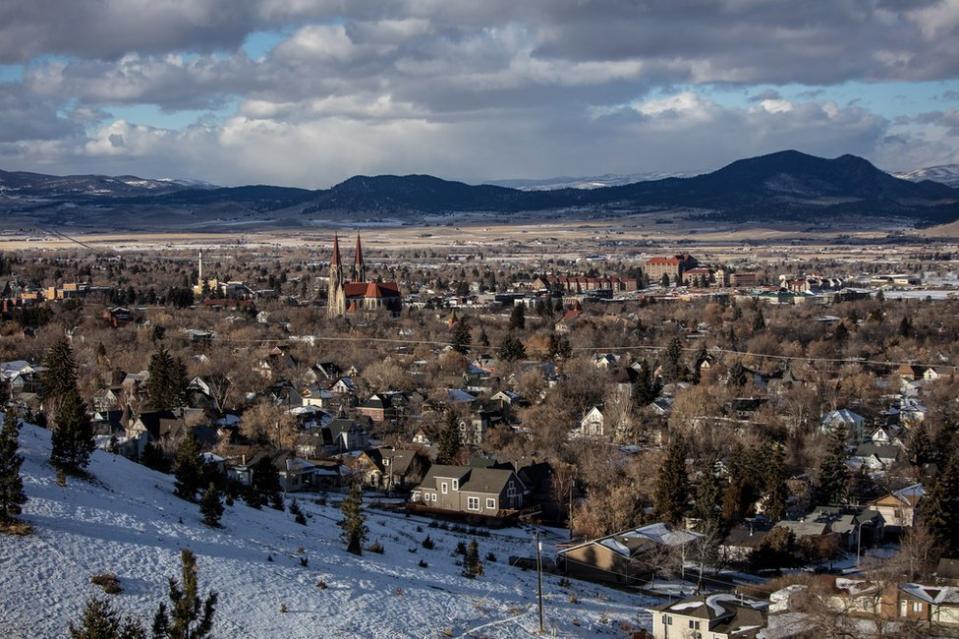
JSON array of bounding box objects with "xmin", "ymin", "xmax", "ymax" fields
[
  {"xmin": 573, "ymin": 406, "xmax": 605, "ymax": 438},
  {"xmin": 820, "ymin": 409, "xmax": 866, "ymax": 442}
]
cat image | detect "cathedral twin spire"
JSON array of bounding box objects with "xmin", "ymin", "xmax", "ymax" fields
[{"xmin": 327, "ymin": 231, "xmax": 365, "ymax": 318}]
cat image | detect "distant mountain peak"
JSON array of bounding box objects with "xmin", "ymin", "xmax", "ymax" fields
[{"xmin": 894, "ymin": 164, "xmax": 959, "ymax": 189}]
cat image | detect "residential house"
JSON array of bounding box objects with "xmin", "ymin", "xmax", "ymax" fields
[
  {"xmin": 410, "ymin": 464, "xmax": 525, "ymax": 518},
  {"xmin": 849, "ymin": 443, "xmax": 900, "ymax": 473},
  {"xmin": 326, "ymin": 417, "xmax": 369, "ymax": 453},
  {"xmin": 820, "ymin": 409, "xmax": 866, "ymax": 443},
  {"xmin": 354, "ymin": 447, "xmax": 428, "ymax": 491},
  {"xmin": 0, "ymin": 360, "xmax": 44, "ymax": 397},
  {"xmin": 300, "ymin": 385, "xmax": 335, "ymax": 408},
  {"xmin": 647, "ymin": 594, "xmax": 767, "ymax": 639},
  {"xmin": 558, "ymin": 523, "xmax": 701, "ymax": 586},
  {"xmin": 869, "ymin": 483, "xmax": 924, "ymax": 531},
  {"xmin": 572, "ymin": 406, "xmax": 606, "ymax": 438},
  {"xmin": 356, "ymin": 393, "xmax": 398, "ymax": 423},
  {"xmin": 330, "ymin": 376, "xmax": 357, "ymax": 397},
  {"xmin": 124, "ymin": 409, "xmax": 188, "ymax": 457}
]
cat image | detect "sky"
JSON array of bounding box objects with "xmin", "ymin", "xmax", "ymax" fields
[{"xmin": 1, "ymin": 0, "xmax": 958, "ymax": 188}]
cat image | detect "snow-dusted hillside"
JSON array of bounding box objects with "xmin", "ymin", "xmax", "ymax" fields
[
  {"xmin": 1, "ymin": 425, "xmax": 653, "ymax": 638},
  {"xmin": 894, "ymin": 164, "xmax": 959, "ymax": 189}
]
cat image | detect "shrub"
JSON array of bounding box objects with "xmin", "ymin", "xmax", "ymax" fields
[
  {"xmin": 90, "ymin": 573, "xmax": 122, "ymax": 595},
  {"xmin": 366, "ymin": 541, "xmax": 385, "ymax": 554},
  {"xmin": 418, "ymin": 560, "xmax": 429, "ymax": 568},
  {"xmin": 421, "ymin": 536, "xmax": 435, "ymax": 549}
]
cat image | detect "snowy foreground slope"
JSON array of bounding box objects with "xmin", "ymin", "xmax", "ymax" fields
[{"xmin": 1, "ymin": 425, "xmax": 654, "ymax": 638}]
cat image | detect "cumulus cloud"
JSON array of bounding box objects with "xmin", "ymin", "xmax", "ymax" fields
[{"xmin": 1, "ymin": 0, "xmax": 958, "ymax": 181}]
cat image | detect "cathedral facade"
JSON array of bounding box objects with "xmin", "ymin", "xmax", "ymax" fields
[{"xmin": 327, "ymin": 233, "xmax": 402, "ymax": 318}]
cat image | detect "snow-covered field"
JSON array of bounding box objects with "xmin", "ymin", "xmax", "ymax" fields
[{"xmin": 1, "ymin": 425, "xmax": 655, "ymax": 638}]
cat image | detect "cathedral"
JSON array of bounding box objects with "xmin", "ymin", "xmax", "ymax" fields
[{"xmin": 326, "ymin": 233, "xmax": 402, "ymax": 318}]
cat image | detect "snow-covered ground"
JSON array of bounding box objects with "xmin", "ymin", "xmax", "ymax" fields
[{"xmin": 1, "ymin": 425, "xmax": 656, "ymax": 638}]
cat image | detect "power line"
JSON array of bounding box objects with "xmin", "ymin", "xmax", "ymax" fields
[{"xmin": 205, "ymin": 333, "xmax": 959, "ymax": 373}]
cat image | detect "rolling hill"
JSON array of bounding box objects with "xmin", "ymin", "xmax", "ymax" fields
[
  {"xmin": 2, "ymin": 150, "xmax": 957, "ymax": 231},
  {"xmin": 1, "ymin": 423, "xmax": 648, "ymax": 638}
]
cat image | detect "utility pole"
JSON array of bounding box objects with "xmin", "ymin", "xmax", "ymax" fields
[{"xmin": 535, "ymin": 532, "xmax": 545, "ymax": 634}]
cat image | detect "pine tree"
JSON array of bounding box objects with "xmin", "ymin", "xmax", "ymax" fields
[
  {"xmin": 151, "ymin": 549, "xmax": 217, "ymax": 639},
  {"xmin": 905, "ymin": 426, "xmax": 934, "ymax": 471},
  {"xmin": 632, "ymin": 360, "xmax": 659, "ymax": 406},
  {"xmin": 200, "ymin": 483, "xmax": 223, "ymax": 528},
  {"xmin": 691, "ymin": 345, "xmax": 708, "ymax": 384},
  {"xmin": 498, "ymin": 333, "xmax": 526, "ymax": 362},
  {"xmin": 899, "ymin": 316, "xmax": 912, "ymax": 338},
  {"xmin": 752, "ymin": 309, "xmax": 766, "ymax": 331},
  {"xmin": 919, "ymin": 447, "xmax": 959, "ymax": 556},
  {"xmin": 435, "ymin": 411, "xmax": 462, "ymax": 465},
  {"xmin": 40, "ymin": 336, "xmax": 79, "ymax": 415},
  {"xmin": 289, "ymin": 499, "xmax": 307, "ymax": 525},
  {"xmin": 509, "ymin": 303, "xmax": 525, "ymax": 330},
  {"xmin": 340, "ymin": 481, "xmax": 367, "ymax": 555},
  {"xmin": 172, "ymin": 435, "xmax": 202, "ymax": 501},
  {"xmin": 655, "ymin": 434, "xmax": 690, "ymax": 525},
  {"xmin": 462, "ymin": 539, "xmax": 483, "ymax": 578},
  {"xmin": 478, "ymin": 327, "xmax": 490, "ymax": 348},
  {"xmin": 660, "ymin": 273, "xmax": 670, "ymax": 288},
  {"xmin": 763, "ymin": 444, "xmax": 790, "ymax": 522},
  {"xmin": 817, "ymin": 424, "xmax": 850, "ymax": 506},
  {"xmin": 69, "ymin": 597, "xmax": 145, "ymax": 639},
  {"xmin": 50, "ymin": 388, "xmax": 95, "ymax": 473},
  {"xmin": 141, "ymin": 442, "xmax": 170, "ymax": 473},
  {"xmin": 0, "ymin": 407, "xmax": 26, "ymax": 522},
  {"xmin": 146, "ymin": 345, "xmax": 188, "ymax": 411},
  {"xmin": 250, "ymin": 455, "xmax": 283, "ymax": 509},
  {"xmin": 450, "ymin": 318, "xmax": 471, "ymax": 355},
  {"xmin": 661, "ymin": 337, "xmax": 683, "ymax": 383},
  {"xmin": 727, "ymin": 361, "xmax": 747, "ymax": 387},
  {"xmin": 694, "ymin": 458, "xmax": 725, "ymax": 529}
]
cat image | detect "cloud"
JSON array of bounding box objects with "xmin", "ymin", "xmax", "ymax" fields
[{"xmin": 1, "ymin": 1, "xmax": 958, "ymax": 181}]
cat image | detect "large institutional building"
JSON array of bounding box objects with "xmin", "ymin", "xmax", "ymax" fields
[{"xmin": 327, "ymin": 233, "xmax": 402, "ymax": 318}]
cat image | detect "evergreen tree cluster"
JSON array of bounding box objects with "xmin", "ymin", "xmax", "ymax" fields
[
  {"xmin": 42, "ymin": 338, "xmax": 95, "ymax": 474},
  {"xmin": 146, "ymin": 345, "xmax": 188, "ymax": 411},
  {"xmin": 0, "ymin": 406, "xmax": 27, "ymax": 522},
  {"xmin": 69, "ymin": 550, "xmax": 217, "ymax": 639}
]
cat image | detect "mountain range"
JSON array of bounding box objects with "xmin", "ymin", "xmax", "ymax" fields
[
  {"xmin": 893, "ymin": 164, "xmax": 959, "ymax": 189},
  {"xmin": 1, "ymin": 150, "xmax": 957, "ymax": 231}
]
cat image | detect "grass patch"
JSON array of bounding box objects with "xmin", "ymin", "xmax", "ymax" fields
[
  {"xmin": 90, "ymin": 573, "xmax": 122, "ymax": 594},
  {"xmin": 0, "ymin": 519, "xmax": 33, "ymax": 536}
]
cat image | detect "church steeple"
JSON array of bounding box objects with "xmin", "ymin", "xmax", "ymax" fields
[
  {"xmin": 331, "ymin": 233, "xmax": 342, "ymax": 267},
  {"xmin": 353, "ymin": 231, "xmax": 366, "ymax": 282},
  {"xmin": 327, "ymin": 233, "xmax": 346, "ymax": 318}
]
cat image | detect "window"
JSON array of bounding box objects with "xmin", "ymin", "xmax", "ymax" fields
[
  {"xmin": 441, "ymin": 481, "xmax": 448, "ymax": 495},
  {"xmin": 913, "ymin": 601, "xmax": 922, "ymax": 613},
  {"xmin": 431, "ymin": 493, "xmax": 437, "ymax": 502},
  {"xmin": 486, "ymin": 498, "xmax": 496, "ymax": 510},
  {"xmin": 452, "ymin": 479, "xmax": 459, "ymax": 491},
  {"xmin": 467, "ymin": 496, "xmax": 480, "ymax": 511}
]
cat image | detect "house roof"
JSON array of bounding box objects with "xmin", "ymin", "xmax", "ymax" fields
[
  {"xmin": 652, "ymin": 594, "xmax": 766, "ymax": 637},
  {"xmin": 560, "ymin": 523, "xmax": 701, "ymax": 559},
  {"xmin": 418, "ymin": 464, "xmax": 520, "ymax": 496}
]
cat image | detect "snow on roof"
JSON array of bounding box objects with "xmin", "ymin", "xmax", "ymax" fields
[{"xmin": 707, "ymin": 593, "xmax": 741, "ymax": 616}]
